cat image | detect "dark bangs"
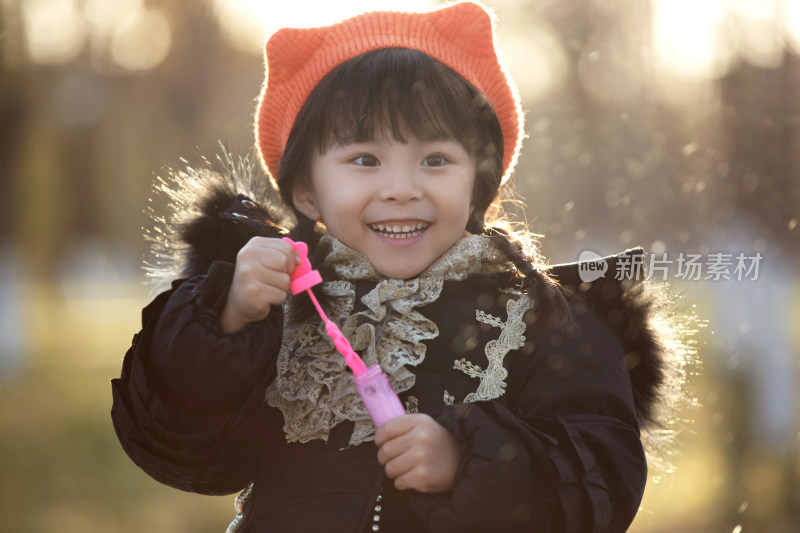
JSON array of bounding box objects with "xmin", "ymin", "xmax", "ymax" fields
[
  {"xmin": 278, "ymin": 48, "xmax": 504, "ymax": 225},
  {"xmin": 313, "ymin": 48, "xmax": 498, "ymax": 150}
]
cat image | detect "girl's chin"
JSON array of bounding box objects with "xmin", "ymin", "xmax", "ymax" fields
[
  {"xmin": 373, "ymin": 264, "xmax": 425, "ymax": 280},
  {"xmin": 369, "ymin": 256, "xmax": 429, "ymax": 280}
]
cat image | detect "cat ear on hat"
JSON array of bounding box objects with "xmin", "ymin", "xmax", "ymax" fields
[
  {"xmin": 258, "ymin": 26, "xmax": 326, "ymax": 181},
  {"xmin": 428, "ymin": 1, "xmax": 496, "ymax": 63},
  {"xmin": 427, "ymin": 2, "xmax": 522, "ymax": 183},
  {"xmin": 266, "ymin": 27, "xmax": 325, "ymax": 85}
]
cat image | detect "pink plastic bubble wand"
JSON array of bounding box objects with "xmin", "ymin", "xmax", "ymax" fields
[{"xmin": 283, "ymin": 237, "xmax": 406, "ymax": 427}]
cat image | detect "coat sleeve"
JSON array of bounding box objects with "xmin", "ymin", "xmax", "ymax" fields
[
  {"xmin": 110, "ymin": 261, "xmax": 282, "ymax": 495},
  {"xmin": 409, "ymin": 305, "xmax": 647, "ymax": 533}
]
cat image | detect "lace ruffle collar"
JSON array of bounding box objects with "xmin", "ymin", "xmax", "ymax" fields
[{"xmin": 266, "ymin": 234, "xmax": 512, "ymax": 445}]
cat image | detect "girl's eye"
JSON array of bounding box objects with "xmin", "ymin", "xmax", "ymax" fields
[
  {"xmin": 351, "ymin": 154, "xmax": 380, "ymax": 167},
  {"xmin": 422, "ymin": 154, "xmax": 449, "ymax": 167}
]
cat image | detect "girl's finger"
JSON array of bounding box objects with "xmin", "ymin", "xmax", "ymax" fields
[
  {"xmin": 376, "ymin": 433, "xmax": 412, "ymax": 465},
  {"xmin": 383, "ymin": 450, "xmax": 416, "ymax": 481},
  {"xmin": 258, "ymin": 269, "xmax": 292, "ymax": 292},
  {"xmin": 239, "ymin": 237, "xmax": 295, "ymax": 274},
  {"xmin": 392, "ymin": 465, "xmax": 426, "ymax": 491},
  {"xmin": 253, "ymin": 245, "xmax": 294, "ymax": 274},
  {"xmin": 374, "ymin": 414, "xmax": 420, "ymax": 447},
  {"xmin": 394, "ymin": 464, "xmax": 446, "ymax": 493}
]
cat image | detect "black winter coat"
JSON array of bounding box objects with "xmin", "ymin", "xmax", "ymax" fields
[{"xmin": 111, "ymin": 183, "xmax": 667, "ymax": 533}]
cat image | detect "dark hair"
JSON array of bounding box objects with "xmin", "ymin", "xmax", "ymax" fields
[{"xmin": 280, "ymin": 47, "xmax": 568, "ymax": 324}]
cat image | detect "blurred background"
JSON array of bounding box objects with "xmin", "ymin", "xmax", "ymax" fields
[{"xmin": 0, "ymin": 0, "xmax": 798, "ymax": 531}]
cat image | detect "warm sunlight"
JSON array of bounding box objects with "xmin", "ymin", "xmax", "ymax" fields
[
  {"xmin": 783, "ymin": 0, "xmax": 800, "ymax": 56},
  {"xmin": 212, "ymin": 0, "xmax": 437, "ymax": 53},
  {"xmin": 108, "ymin": 7, "xmax": 171, "ymax": 71},
  {"xmin": 21, "ymin": 0, "xmax": 85, "ymax": 64},
  {"xmin": 651, "ymin": 0, "xmax": 735, "ymax": 79},
  {"xmin": 2, "ymin": 1, "xmax": 799, "ymax": 531},
  {"xmin": 497, "ymin": 23, "xmax": 568, "ymax": 104},
  {"xmin": 728, "ymin": 0, "xmax": 782, "ymax": 68}
]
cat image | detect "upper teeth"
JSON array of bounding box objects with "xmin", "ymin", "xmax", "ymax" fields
[{"xmin": 371, "ymin": 222, "xmax": 427, "ymax": 233}]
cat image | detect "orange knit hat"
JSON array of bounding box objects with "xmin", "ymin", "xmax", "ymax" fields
[{"xmin": 255, "ymin": 1, "xmax": 523, "ymax": 185}]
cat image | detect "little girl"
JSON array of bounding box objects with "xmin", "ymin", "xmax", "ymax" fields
[{"xmin": 112, "ymin": 2, "xmax": 675, "ymax": 532}]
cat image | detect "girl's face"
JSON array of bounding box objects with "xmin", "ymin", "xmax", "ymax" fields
[{"xmin": 293, "ymin": 135, "xmax": 475, "ymax": 279}]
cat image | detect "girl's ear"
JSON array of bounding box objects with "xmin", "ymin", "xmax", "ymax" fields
[{"xmin": 292, "ymin": 181, "xmax": 321, "ymax": 221}]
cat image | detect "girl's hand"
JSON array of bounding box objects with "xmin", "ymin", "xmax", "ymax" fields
[
  {"xmin": 220, "ymin": 237, "xmax": 297, "ymax": 333},
  {"xmin": 375, "ymin": 413, "xmax": 461, "ymax": 493}
]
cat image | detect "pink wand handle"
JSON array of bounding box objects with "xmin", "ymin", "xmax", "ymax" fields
[
  {"xmin": 354, "ymin": 365, "xmax": 407, "ymax": 427},
  {"xmin": 283, "ymin": 238, "xmax": 405, "ymax": 426}
]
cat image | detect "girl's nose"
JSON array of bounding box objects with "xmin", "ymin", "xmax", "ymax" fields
[{"xmin": 378, "ymin": 167, "xmax": 423, "ymax": 202}]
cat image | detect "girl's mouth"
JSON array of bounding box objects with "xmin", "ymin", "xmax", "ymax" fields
[{"xmin": 369, "ymin": 222, "xmax": 428, "ymax": 239}]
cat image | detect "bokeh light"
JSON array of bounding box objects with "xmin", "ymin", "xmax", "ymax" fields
[
  {"xmin": 14, "ymin": 0, "xmax": 172, "ymax": 72},
  {"xmin": 21, "ymin": 0, "xmax": 86, "ymax": 64},
  {"xmin": 651, "ymin": 0, "xmax": 735, "ymax": 80},
  {"xmin": 498, "ymin": 23, "xmax": 568, "ymax": 104},
  {"xmin": 109, "ymin": 7, "xmax": 171, "ymax": 72},
  {"xmin": 83, "ymin": 0, "xmax": 143, "ymax": 37}
]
